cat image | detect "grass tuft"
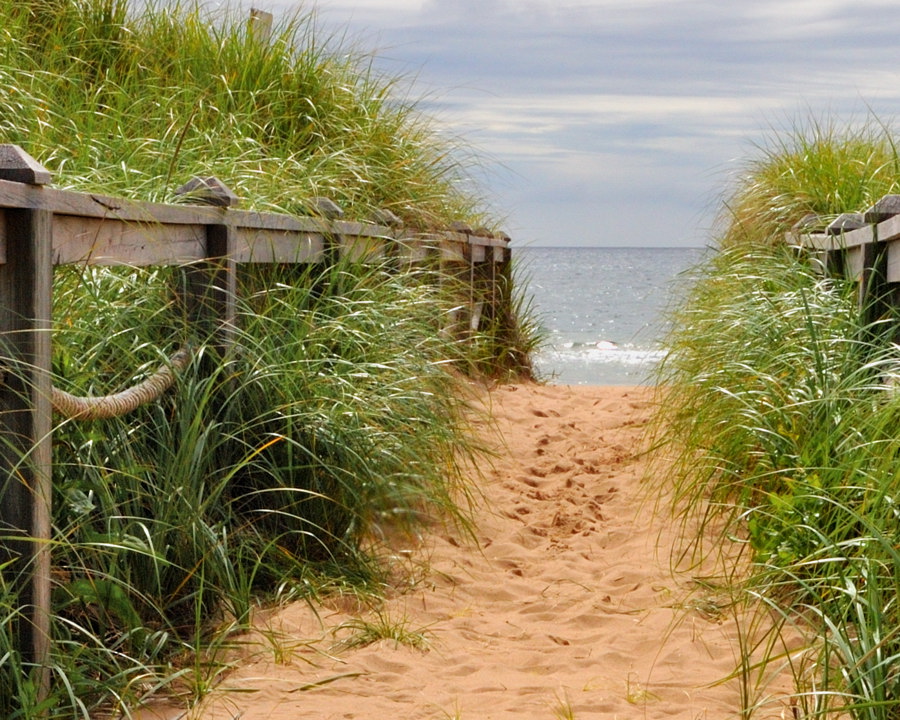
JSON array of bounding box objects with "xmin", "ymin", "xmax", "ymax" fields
[{"xmin": 333, "ymin": 608, "xmax": 432, "ymax": 651}]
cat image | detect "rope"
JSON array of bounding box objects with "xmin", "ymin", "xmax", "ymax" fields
[{"xmin": 50, "ymin": 347, "xmax": 192, "ymax": 420}]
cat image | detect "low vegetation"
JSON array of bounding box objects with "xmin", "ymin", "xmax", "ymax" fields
[{"xmin": 0, "ymin": 1, "xmax": 540, "ymax": 717}]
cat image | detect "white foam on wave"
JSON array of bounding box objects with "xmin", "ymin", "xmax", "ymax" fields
[{"xmin": 536, "ymin": 343, "xmax": 666, "ymax": 367}]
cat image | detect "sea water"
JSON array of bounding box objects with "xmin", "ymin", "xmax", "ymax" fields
[{"xmin": 516, "ymin": 246, "xmax": 706, "ymax": 385}]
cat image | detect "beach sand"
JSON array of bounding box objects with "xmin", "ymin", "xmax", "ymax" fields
[{"xmin": 151, "ymin": 384, "xmax": 792, "ymax": 720}]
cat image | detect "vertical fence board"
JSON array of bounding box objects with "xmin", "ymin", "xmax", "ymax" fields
[
  {"xmin": 859, "ymin": 241, "xmax": 890, "ymax": 330},
  {"xmin": 0, "ymin": 207, "xmax": 53, "ymax": 701},
  {"xmin": 887, "ymin": 241, "xmax": 900, "ymax": 284},
  {"xmin": 847, "ymin": 246, "xmax": 865, "ymax": 279}
]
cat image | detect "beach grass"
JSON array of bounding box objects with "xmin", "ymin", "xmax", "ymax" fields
[
  {"xmin": 36, "ymin": 258, "xmax": 492, "ymax": 717},
  {"xmin": 0, "ymin": 1, "xmax": 541, "ymax": 717},
  {"xmin": 719, "ymin": 116, "xmax": 900, "ymax": 248},
  {"xmin": 2, "ymin": 0, "xmax": 488, "ymax": 227},
  {"xmin": 333, "ymin": 609, "xmax": 432, "ymax": 651},
  {"xmin": 653, "ymin": 117, "xmax": 900, "ymax": 718}
]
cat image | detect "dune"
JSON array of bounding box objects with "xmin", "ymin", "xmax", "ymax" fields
[{"xmin": 147, "ymin": 384, "xmax": 794, "ymax": 720}]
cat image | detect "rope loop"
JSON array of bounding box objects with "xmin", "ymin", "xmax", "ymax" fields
[{"xmin": 51, "ymin": 347, "xmax": 192, "ymax": 420}]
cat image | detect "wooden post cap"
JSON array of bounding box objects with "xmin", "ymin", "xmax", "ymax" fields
[
  {"xmin": 826, "ymin": 213, "xmax": 866, "ymax": 235},
  {"xmin": 369, "ymin": 208, "xmax": 403, "ymax": 228},
  {"xmin": 0, "ymin": 145, "xmax": 51, "ymax": 185},
  {"xmin": 175, "ymin": 176, "xmax": 239, "ymax": 207},
  {"xmin": 311, "ymin": 197, "xmax": 344, "ymax": 219},
  {"xmin": 449, "ymin": 221, "xmax": 472, "ymax": 234},
  {"xmin": 864, "ymin": 195, "xmax": 900, "ymax": 224}
]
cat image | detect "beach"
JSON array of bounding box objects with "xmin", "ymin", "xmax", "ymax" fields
[{"xmin": 155, "ymin": 383, "xmax": 790, "ymax": 720}]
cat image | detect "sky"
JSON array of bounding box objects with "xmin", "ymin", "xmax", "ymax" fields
[{"xmin": 250, "ymin": 0, "xmax": 900, "ymax": 247}]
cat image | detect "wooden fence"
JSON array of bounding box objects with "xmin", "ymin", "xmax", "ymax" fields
[
  {"xmin": 789, "ymin": 193, "xmax": 900, "ymax": 327},
  {"xmin": 0, "ymin": 145, "xmax": 512, "ymax": 697}
]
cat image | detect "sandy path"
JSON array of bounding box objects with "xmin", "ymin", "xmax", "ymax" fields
[{"xmin": 170, "ymin": 384, "xmax": 789, "ymax": 720}]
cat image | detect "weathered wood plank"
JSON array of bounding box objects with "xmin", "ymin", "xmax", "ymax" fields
[
  {"xmin": 800, "ymin": 232, "xmax": 835, "ymax": 251},
  {"xmin": 0, "ymin": 178, "xmax": 221, "ymax": 225},
  {"xmin": 0, "ymin": 177, "xmax": 50, "ymax": 210},
  {"xmin": 52, "ymin": 216, "xmax": 206, "ymax": 265},
  {"xmin": 842, "ymin": 223, "xmax": 877, "ymax": 248},
  {"xmin": 336, "ymin": 219, "xmax": 391, "ymax": 237},
  {"xmin": 440, "ymin": 232, "xmax": 467, "ymax": 262},
  {"xmin": 394, "ymin": 237, "xmax": 435, "ymax": 264},
  {"xmin": 230, "ymin": 209, "xmax": 330, "ymax": 233},
  {"xmin": 858, "ymin": 242, "xmax": 889, "ymax": 327},
  {"xmin": 0, "ymin": 178, "xmax": 509, "ymax": 250},
  {"xmin": 875, "ymin": 212, "xmax": 900, "ymax": 246},
  {"xmin": 469, "ymin": 234, "xmax": 509, "ymax": 248},
  {"xmin": 339, "ymin": 234, "xmax": 387, "ymax": 262},
  {"xmin": 887, "ymin": 240, "xmax": 900, "ymax": 284},
  {"xmin": 0, "ymin": 179, "xmax": 402, "ymax": 240},
  {"xmin": 233, "ymin": 227, "xmax": 325, "ymax": 263},
  {"xmin": 846, "ymin": 245, "xmax": 865, "ymax": 279},
  {"xmin": 0, "ymin": 207, "xmax": 53, "ymax": 701}
]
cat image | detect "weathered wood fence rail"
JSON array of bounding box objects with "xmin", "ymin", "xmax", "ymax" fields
[
  {"xmin": 0, "ymin": 145, "xmax": 511, "ymax": 697},
  {"xmin": 790, "ymin": 194, "xmax": 900, "ymax": 325}
]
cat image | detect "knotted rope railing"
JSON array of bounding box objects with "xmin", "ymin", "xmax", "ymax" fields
[{"xmin": 50, "ymin": 347, "xmax": 192, "ymax": 420}]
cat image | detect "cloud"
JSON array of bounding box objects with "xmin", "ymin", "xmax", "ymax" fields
[{"xmin": 261, "ymin": 0, "xmax": 900, "ymax": 246}]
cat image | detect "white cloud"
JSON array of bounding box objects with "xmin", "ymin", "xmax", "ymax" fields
[{"xmin": 435, "ymin": 92, "xmax": 785, "ymax": 142}]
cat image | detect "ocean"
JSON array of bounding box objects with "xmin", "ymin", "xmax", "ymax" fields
[{"xmin": 516, "ymin": 246, "xmax": 706, "ymax": 386}]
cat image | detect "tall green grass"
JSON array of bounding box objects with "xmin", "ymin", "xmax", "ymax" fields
[
  {"xmin": 0, "ymin": 1, "xmax": 541, "ymax": 717},
  {"xmin": 19, "ymin": 258, "xmax": 490, "ymax": 718},
  {"xmin": 720, "ymin": 117, "xmax": 900, "ymax": 248},
  {"xmin": 1, "ymin": 0, "xmax": 487, "ymax": 226},
  {"xmin": 654, "ymin": 118, "xmax": 900, "ymax": 718}
]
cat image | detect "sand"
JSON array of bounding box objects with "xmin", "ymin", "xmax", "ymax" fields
[{"xmin": 143, "ymin": 384, "xmax": 793, "ymax": 720}]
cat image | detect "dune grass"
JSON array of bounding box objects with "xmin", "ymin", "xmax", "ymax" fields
[
  {"xmin": 25, "ymin": 258, "xmax": 491, "ymax": 718},
  {"xmin": 0, "ymin": 1, "xmax": 540, "ymax": 717},
  {"xmin": 720, "ymin": 116, "xmax": 900, "ymax": 248},
  {"xmin": 1, "ymin": 0, "xmax": 489, "ymax": 227},
  {"xmin": 653, "ymin": 117, "xmax": 900, "ymax": 718}
]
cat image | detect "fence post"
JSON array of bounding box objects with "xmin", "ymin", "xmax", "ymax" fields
[
  {"xmin": 469, "ymin": 230, "xmax": 496, "ymax": 334},
  {"xmin": 861, "ymin": 197, "xmax": 897, "ymax": 331},
  {"xmin": 176, "ymin": 177, "xmax": 238, "ymax": 355},
  {"xmin": 443, "ymin": 222, "xmax": 472, "ymax": 339},
  {"xmin": 823, "ymin": 213, "xmax": 865, "ymax": 278},
  {"xmin": 249, "ymin": 7, "xmax": 273, "ymax": 42},
  {"xmin": 201, "ymin": 222, "xmax": 237, "ymax": 354},
  {"xmin": 0, "ymin": 145, "xmax": 53, "ymax": 702},
  {"xmin": 310, "ymin": 197, "xmax": 344, "ymax": 297},
  {"xmin": 492, "ymin": 238, "xmax": 525, "ymax": 371}
]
